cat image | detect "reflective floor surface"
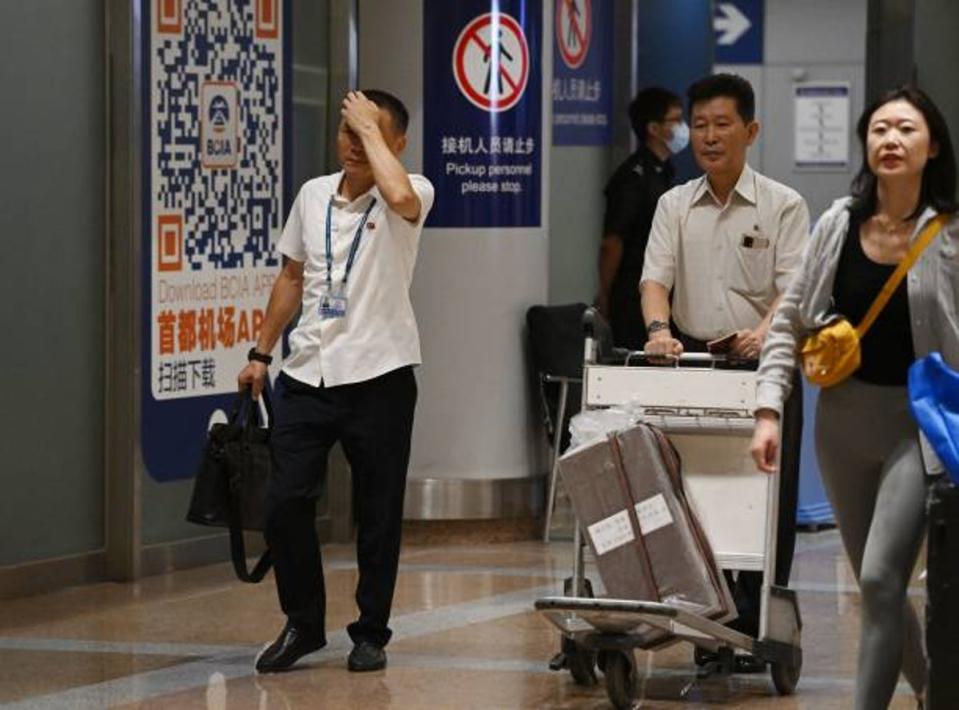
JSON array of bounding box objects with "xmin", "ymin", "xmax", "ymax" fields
[{"xmin": 0, "ymin": 530, "xmax": 925, "ymax": 708}]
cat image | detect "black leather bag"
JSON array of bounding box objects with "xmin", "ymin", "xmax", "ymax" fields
[{"xmin": 186, "ymin": 387, "xmax": 274, "ymax": 583}]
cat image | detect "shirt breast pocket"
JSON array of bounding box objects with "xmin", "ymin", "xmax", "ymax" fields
[{"xmin": 726, "ymin": 233, "xmax": 774, "ymax": 296}]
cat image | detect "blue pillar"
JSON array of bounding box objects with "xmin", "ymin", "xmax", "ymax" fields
[{"xmin": 634, "ymin": 0, "xmax": 714, "ymax": 182}]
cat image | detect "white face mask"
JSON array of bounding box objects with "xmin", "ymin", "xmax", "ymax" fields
[{"xmin": 665, "ymin": 121, "xmax": 690, "ymax": 154}]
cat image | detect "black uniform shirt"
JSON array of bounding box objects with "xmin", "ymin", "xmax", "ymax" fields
[{"xmin": 603, "ymin": 145, "xmax": 674, "ymax": 302}]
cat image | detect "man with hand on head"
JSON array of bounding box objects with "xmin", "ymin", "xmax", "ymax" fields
[
  {"xmin": 238, "ymin": 89, "xmax": 434, "ymax": 674},
  {"xmin": 639, "ymin": 74, "xmax": 809, "ymax": 669}
]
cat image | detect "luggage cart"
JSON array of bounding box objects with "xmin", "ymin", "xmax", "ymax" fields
[{"xmin": 536, "ymin": 313, "xmax": 802, "ymax": 709}]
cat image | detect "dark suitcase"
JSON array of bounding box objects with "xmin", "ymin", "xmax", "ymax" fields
[{"xmin": 926, "ymin": 478, "xmax": 959, "ymax": 709}]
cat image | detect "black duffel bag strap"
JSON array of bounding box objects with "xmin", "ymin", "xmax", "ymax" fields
[
  {"xmin": 226, "ymin": 386, "xmax": 273, "ymax": 583},
  {"xmin": 226, "ymin": 521, "xmax": 272, "ymax": 583}
]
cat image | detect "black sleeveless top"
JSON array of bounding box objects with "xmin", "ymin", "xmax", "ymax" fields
[{"xmin": 831, "ymin": 211, "xmax": 915, "ymax": 386}]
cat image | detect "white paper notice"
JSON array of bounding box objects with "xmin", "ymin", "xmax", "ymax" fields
[
  {"xmin": 635, "ymin": 493, "xmax": 674, "ymax": 535},
  {"xmin": 587, "ymin": 510, "xmax": 635, "ymax": 555},
  {"xmin": 794, "ymin": 83, "xmax": 850, "ymax": 168}
]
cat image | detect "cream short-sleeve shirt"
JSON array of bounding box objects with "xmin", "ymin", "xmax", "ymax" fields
[{"xmin": 641, "ymin": 164, "xmax": 810, "ymax": 341}]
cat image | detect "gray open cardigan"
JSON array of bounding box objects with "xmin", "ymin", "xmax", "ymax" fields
[{"xmin": 755, "ymin": 196, "xmax": 959, "ymax": 473}]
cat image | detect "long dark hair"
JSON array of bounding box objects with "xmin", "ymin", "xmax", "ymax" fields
[{"xmin": 850, "ymin": 85, "xmax": 957, "ymax": 219}]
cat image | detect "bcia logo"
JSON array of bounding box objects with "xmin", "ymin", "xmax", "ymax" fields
[{"xmin": 201, "ymin": 82, "xmax": 239, "ymax": 169}]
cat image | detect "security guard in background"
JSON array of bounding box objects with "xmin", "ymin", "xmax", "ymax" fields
[{"xmin": 596, "ymin": 87, "xmax": 688, "ymax": 350}]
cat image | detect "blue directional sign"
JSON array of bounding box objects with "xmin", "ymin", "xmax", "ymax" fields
[{"xmin": 714, "ymin": 0, "xmax": 763, "ymax": 65}]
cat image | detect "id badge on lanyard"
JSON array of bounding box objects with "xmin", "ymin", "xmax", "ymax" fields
[
  {"xmin": 320, "ymin": 196, "xmax": 376, "ymax": 320},
  {"xmin": 319, "ymin": 283, "xmax": 348, "ymax": 319}
]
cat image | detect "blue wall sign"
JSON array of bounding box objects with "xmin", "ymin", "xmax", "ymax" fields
[
  {"xmin": 635, "ymin": 0, "xmax": 713, "ymax": 182},
  {"xmin": 424, "ymin": 0, "xmax": 542, "ymax": 228},
  {"xmin": 552, "ymin": 0, "xmax": 613, "ymax": 146},
  {"xmin": 141, "ymin": 0, "xmax": 291, "ymax": 482},
  {"xmin": 714, "ymin": 0, "xmax": 764, "ymax": 65}
]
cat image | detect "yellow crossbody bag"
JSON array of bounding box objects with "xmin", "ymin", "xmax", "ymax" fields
[{"xmin": 801, "ymin": 214, "xmax": 947, "ymax": 388}]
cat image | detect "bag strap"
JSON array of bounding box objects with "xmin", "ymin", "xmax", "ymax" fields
[
  {"xmin": 856, "ymin": 214, "xmax": 948, "ymax": 338},
  {"xmin": 228, "ymin": 390, "xmax": 246, "ymax": 425},
  {"xmin": 225, "ymin": 448, "xmax": 272, "ymax": 582},
  {"xmin": 240, "ymin": 384, "xmax": 275, "ymax": 437},
  {"xmin": 228, "ymin": 385, "xmax": 274, "ymax": 583},
  {"xmin": 259, "ymin": 384, "xmax": 274, "ymax": 430},
  {"xmin": 607, "ymin": 431, "xmax": 661, "ymax": 596},
  {"xmin": 227, "ymin": 524, "xmax": 272, "ymax": 583}
]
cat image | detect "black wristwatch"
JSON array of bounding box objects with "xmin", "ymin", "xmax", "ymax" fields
[
  {"xmin": 247, "ymin": 347, "xmax": 273, "ymax": 365},
  {"xmin": 646, "ymin": 320, "xmax": 670, "ymax": 336}
]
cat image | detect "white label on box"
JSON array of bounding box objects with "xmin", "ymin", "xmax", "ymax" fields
[
  {"xmin": 635, "ymin": 493, "xmax": 674, "ymax": 535},
  {"xmin": 587, "ymin": 510, "xmax": 635, "ymax": 555}
]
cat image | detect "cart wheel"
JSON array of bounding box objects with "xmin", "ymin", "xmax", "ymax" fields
[
  {"xmin": 770, "ymin": 656, "xmax": 802, "ymax": 696},
  {"xmin": 563, "ymin": 637, "xmax": 597, "ymax": 686},
  {"xmin": 604, "ymin": 650, "xmax": 637, "ymax": 709}
]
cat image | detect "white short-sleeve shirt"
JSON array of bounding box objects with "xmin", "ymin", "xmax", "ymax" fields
[
  {"xmin": 640, "ymin": 164, "xmax": 810, "ymax": 341},
  {"xmin": 277, "ymin": 171, "xmax": 435, "ymax": 387}
]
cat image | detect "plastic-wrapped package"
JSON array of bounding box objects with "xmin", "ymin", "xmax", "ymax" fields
[{"xmin": 567, "ymin": 400, "xmax": 644, "ymax": 451}]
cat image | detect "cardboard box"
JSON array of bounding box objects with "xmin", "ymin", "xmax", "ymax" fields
[{"xmin": 559, "ymin": 424, "xmax": 735, "ymax": 641}]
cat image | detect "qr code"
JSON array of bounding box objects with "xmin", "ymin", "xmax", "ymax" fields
[{"xmin": 151, "ymin": 0, "xmax": 283, "ymax": 272}]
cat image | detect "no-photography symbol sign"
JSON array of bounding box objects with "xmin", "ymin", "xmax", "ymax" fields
[
  {"xmin": 556, "ymin": 0, "xmax": 591, "ymax": 69},
  {"xmin": 453, "ymin": 12, "xmax": 530, "ymax": 112}
]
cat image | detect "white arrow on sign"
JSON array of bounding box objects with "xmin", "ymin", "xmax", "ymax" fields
[{"xmin": 714, "ymin": 2, "xmax": 751, "ymax": 46}]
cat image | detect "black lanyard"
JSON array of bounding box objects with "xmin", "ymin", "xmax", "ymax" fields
[{"xmin": 324, "ymin": 196, "xmax": 377, "ymax": 289}]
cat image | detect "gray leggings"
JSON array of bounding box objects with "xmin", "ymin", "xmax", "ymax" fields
[{"xmin": 816, "ymin": 378, "xmax": 929, "ymax": 709}]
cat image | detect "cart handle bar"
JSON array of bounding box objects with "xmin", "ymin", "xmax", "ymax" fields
[{"xmin": 623, "ymin": 351, "xmax": 728, "ymax": 366}]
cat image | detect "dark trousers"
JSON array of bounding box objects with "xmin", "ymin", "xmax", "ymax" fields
[
  {"xmin": 676, "ymin": 332, "xmax": 802, "ymax": 636},
  {"xmin": 609, "ymin": 288, "xmax": 645, "ymax": 352},
  {"xmin": 265, "ymin": 366, "xmax": 417, "ymax": 648}
]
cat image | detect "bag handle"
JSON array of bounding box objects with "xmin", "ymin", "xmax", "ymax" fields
[
  {"xmin": 221, "ymin": 386, "xmax": 275, "ymax": 582},
  {"xmin": 856, "ymin": 214, "xmax": 948, "ymax": 338},
  {"xmin": 240, "ymin": 383, "xmax": 275, "ymax": 433},
  {"xmin": 227, "ymin": 390, "xmax": 245, "ymax": 425}
]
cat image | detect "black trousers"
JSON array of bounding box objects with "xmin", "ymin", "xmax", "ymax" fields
[
  {"xmin": 265, "ymin": 366, "xmax": 417, "ymax": 648},
  {"xmin": 609, "ymin": 287, "xmax": 645, "ymax": 352},
  {"xmin": 676, "ymin": 332, "xmax": 802, "ymax": 636}
]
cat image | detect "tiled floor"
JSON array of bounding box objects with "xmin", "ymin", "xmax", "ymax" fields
[{"xmin": 0, "ymin": 530, "xmax": 925, "ymax": 709}]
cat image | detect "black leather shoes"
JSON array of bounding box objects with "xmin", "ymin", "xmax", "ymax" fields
[
  {"xmin": 347, "ymin": 641, "xmax": 387, "ymax": 672},
  {"xmin": 255, "ymin": 621, "xmax": 326, "ymax": 673}
]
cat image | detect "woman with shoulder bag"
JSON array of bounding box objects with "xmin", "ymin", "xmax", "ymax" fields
[{"xmin": 750, "ymin": 86, "xmax": 959, "ymax": 709}]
